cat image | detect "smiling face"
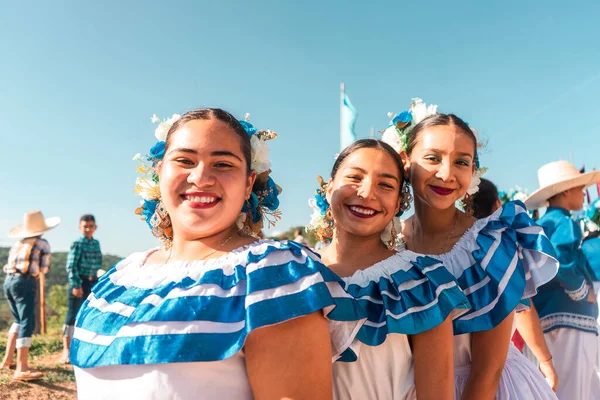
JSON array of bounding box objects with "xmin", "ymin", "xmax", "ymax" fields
[
  {"xmin": 326, "ymin": 147, "xmax": 403, "ymax": 238},
  {"xmin": 158, "ymin": 118, "xmax": 256, "ymax": 240},
  {"xmin": 403, "ymin": 124, "xmax": 476, "ymax": 211}
]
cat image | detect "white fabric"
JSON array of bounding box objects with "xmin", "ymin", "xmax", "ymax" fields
[
  {"xmin": 545, "ymin": 328, "xmax": 600, "ymax": 400},
  {"xmin": 9, "ymin": 323, "xmax": 19, "ymax": 334},
  {"xmin": 74, "ymin": 352, "xmax": 252, "ymax": 400},
  {"xmin": 333, "ymin": 334, "xmax": 416, "ymax": 400},
  {"xmin": 454, "ymin": 334, "xmax": 557, "ymax": 399},
  {"xmin": 15, "ymin": 337, "xmax": 31, "ymax": 349}
]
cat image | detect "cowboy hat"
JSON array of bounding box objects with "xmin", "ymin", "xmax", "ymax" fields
[
  {"xmin": 524, "ymin": 160, "xmax": 600, "ymax": 210},
  {"xmin": 8, "ymin": 211, "xmax": 60, "ymax": 239}
]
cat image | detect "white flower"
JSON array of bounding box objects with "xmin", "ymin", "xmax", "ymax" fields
[
  {"xmin": 250, "ymin": 135, "xmax": 271, "ymax": 174},
  {"xmin": 410, "ymin": 98, "xmax": 438, "ymax": 126},
  {"xmin": 512, "ymin": 191, "xmax": 528, "ymax": 202},
  {"xmin": 132, "ymin": 153, "xmax": 143, "ymax": 162},
  {"xmin": 134, "ymin": 177, "xmax": 160, "ymax": 201},
  {"xmin": 305, "ymin": 198, "xmax": 329, "ymax": 232},
  {"xmin": 236, "ymin": 212, "xmax": 247, "ymax": 230},
  {"xmin": 381, "ymin": 125, "xmax": 403, "ymax": 153},
  {"xmin": 151, "ymin": 114, "xmax": 160, "ymax": 123},
  {"xmin": 153, "ymin": 113, "xmax": 181, "ymax": 142},
  {"xmin": 467, "ymin": 169, "xmax": 484, "ymax": 195},
  {"xmin": 587, "ymin": 220, "xmax": 599, "ymax": 233}
]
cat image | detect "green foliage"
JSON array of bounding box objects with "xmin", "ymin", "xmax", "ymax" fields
[{"xmin": 47, "ymin": 284, "xmax": 69, "ymax": 329}]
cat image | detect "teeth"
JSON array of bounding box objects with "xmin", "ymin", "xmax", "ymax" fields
[
  {"xmin": 186, "ymin": 196, "xmax": 217, "ymax": 203},
  {"xmin": 350, "ymin": 206, "xmax": 375, "ymax": 215}
]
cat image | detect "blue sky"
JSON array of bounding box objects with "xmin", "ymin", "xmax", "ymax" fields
[{"xmin": 1, "ymin": 0, "xmax": 599, "ymax": 256}]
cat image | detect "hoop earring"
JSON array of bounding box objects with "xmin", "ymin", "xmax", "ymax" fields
[
  {"xmin": 150, "ymin": 200, "xmax": 173, "ymax": 249},
  {"xmin": 385, "ymin": 219, "xmax": 398, "ymax": 250}
]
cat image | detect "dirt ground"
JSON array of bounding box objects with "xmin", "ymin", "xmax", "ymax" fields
[{"xmin": 0, "ymin": 352, "xmax": 76, "ymax": 400}]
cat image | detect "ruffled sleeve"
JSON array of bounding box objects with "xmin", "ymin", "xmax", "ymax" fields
[
  {"xmin": 440, "ymin": 200, "xmax": 559, "ymax": 334},
  {"xmin": 70, "ymin": 240, "xmax": 366, "ymax": 368},
  {"xmin": 337, "ymin": 252, "xmax": 470, "ymax": 361}
]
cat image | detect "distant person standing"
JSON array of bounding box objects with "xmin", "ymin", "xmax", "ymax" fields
[
  {"xmin": 1, "ymin": 210, "xmax": 59, "ymax": 381},
  {"xmin": 526, "ymin": 161, "xmax": 600, "ymax": 399},
  {"xmin": 293, "ymin": 228, "xmax": 309, "ymax": 246},
  {"xmin": 61, "ymin": 214, "xmax": 102, "ymax": 363}
]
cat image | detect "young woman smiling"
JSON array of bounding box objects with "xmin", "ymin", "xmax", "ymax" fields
[
  {"xmin": 311, "ymin": 139, "xmax": 470, "ymax": 400},
  {"xmin": 70, "ymin": 108, "xmax": 366, "ymax": 400},
  {"xmin": 387, "ymin": 112, "xmax": 560, "ymax": 399}
]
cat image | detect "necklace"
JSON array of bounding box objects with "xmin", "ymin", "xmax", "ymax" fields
[
  {"xmin": 410, "ymin": 209, "xmax": 459, "ymax": 255},
  {"xmin": 165, "ymin": 231, "xmax": 238, "ymax": 263}
]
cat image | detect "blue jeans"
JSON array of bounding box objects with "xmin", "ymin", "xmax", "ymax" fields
[
  {"xmin": 63, "ymin": 277, "xmax": 96, "ymax": 337},
  {"xmin": 3, "ymin": 274, "xmax": 36, "ymax": 348}
]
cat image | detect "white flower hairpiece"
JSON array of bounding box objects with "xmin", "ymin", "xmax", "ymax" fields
[
  {"xmin": 152, "ymin": 114, "xmax": 181, "ymax": 142},
  {"xmin": 305, "ymin": 198, "xmax": 329, "ymax": 233}
]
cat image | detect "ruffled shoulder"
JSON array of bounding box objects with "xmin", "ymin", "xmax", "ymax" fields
[
  {"xmin": 338, "ymin": 251, "xmax": 470, "ymax": 359},
  {"xmin": 70, "ymin": 240, "xmax": 366, "ymax": 368},
  {"xmin": 420, "ymin": 201, "xmax": 559, "ymax": 334}
]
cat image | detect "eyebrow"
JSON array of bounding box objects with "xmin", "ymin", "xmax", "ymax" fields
[
  {"xmin": 167, "ymin": 148, "xmax": 243, "ymax": 162},
  {"xmin": 424, "ymin": 148, "xmax": 473, "ymax": 158},
  {"xmin": 348, "ymin": 167, "xmax": 400, "ymax": 182}
]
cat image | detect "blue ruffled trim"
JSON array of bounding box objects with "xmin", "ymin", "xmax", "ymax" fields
[
  {"xmin": 450, "ymin": 201, "xmax": 559, "ymax": 334},
  {"xmin": 336, "ymin": 254, "xmax": 470, "ymax": 361},
  {"xmin": 70, "ymin": 241, "xmax": 365, "ymax": 368}
]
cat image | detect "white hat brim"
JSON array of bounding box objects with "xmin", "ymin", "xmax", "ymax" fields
[
  {"xmin": 524, "ymin": 171, "xmax": 600, "ymax": 210},
  {"xmin": 8, "ymin": 217, "xmax": 61, "ymax": 239}
]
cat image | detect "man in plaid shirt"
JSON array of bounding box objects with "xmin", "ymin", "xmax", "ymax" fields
[{"xmin": 61, "ymin": 214, "xmax": 102, "ymax": 363}]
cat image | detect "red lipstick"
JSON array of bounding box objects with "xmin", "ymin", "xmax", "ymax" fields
[{"xmin": 429, "ymin": 185, "xmax": 455, "ymax": 196}]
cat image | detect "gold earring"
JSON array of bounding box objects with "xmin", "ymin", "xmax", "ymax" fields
[
  {"xmin": 400, "ymin": 183, "xmax": 412, "ymax": 212},
  {"xmin": 150, "ymin": 200, "xmax": 173, "ymax": 249}
]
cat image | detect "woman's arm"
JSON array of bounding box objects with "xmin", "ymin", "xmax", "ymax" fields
[
  {"xmin": 245, "ymin": 311, "xmax": 333, "ymax": 400},
  {"xmin": 515, "ymin": 304, "xmax": 558, "ymax": 391},
  {"xmin": 411, "ymin": 316, "xmax": 455, "ymax": 400},
  {"xmin": 461, "ymin": 311, "xmax": 514, "ymax": 400}
]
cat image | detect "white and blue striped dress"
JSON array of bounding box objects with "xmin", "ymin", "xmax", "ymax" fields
[
  {"xmin": 332, "ymin": 251, "xmax": 471, "ymax": 399},
  {"xmin": 71, "ymin": 240, "xmax": 366, "ymax": 400},
  {"xmin": 401, "ymin": 201, "xmax": 560, "ymax": 399}
]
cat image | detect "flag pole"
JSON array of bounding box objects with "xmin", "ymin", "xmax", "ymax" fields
[{"xmin": 340, "ymin": 82, "xmax": 345, "ymax": 151}]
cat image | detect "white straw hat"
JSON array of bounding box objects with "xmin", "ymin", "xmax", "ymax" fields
[
  {"xmin": 524, "ymin": 161, "xmax": 600, "ymax": 210},
  {"xmin": 8, "ymin": 211, "xmax": 61, "ymax": 239}
]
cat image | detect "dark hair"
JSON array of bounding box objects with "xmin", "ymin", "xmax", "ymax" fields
[
  {"xmin": 471, "ymin": 178, "xmax": 499, "ymax": 219},
  {"xmin": 80, "ymin": 214, "xmax": 96, "ymax": 223},
  {"xmin": 331, "ymin": 139, "xmax": 406, "ymax": 190},
  {"xmin": 165, "ymin": 108, "xmax": 252, "ymax": 173},
  {"xmin": 406, "ymin": 113, "xmax": 478, "ymax": 162}
]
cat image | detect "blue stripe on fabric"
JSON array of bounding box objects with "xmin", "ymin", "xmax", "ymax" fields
[
  {"xmin": 71, "ymin": 331, "xmax": 245, "ymax": 368},
  {"xmin": 246, "ymin": 258, "xmax": 322, "ymax": 293},
  {"xmin": 451, "ymin": 200, "xmax": 558, "ymax": 334},
  {"xmin": 71, "ymin": 241, "xmax": 367, "ymax": 368},
  {"xmin": 341, "ymin": 255, "xmax": 470, "ymax": 347}
]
